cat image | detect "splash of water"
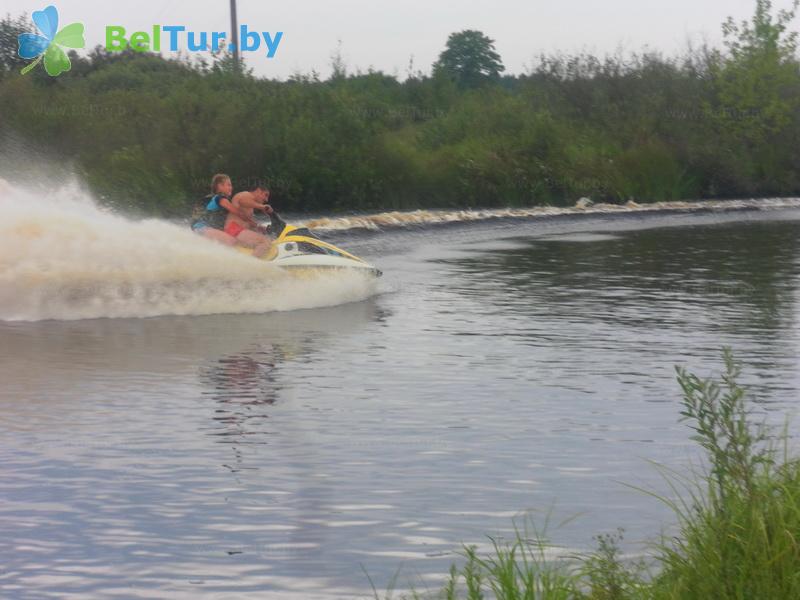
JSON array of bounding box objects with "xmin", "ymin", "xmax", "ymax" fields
[{"xmin": 0, "ymin": 182, "xmax": 377, "ymax": 322}]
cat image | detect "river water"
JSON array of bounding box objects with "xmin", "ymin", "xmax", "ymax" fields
[{"xmin": 2, "ymin": 203, "xmax": 800, "ymax": 599}]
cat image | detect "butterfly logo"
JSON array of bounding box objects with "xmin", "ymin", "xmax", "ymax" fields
[{"xmin": 17, "ymin": 5, "xmax": 85, "ymax": 76}]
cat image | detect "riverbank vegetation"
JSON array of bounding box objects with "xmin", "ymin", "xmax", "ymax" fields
[
  {"xmin": 1, "ymin": 0, "xmax": 799, "ymax": 215},
  {"xmin": 403, "ymin": 350, "xmax": 800, "ymax": 599}
]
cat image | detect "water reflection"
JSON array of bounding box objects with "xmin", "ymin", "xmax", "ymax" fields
[
  {"xmin": 196, "ymin": 300, "xmax": 388, "ymax": 437},
  {"xmin": 0, "ymin": 300, "xmax": 385, "ymax": 433},
  {"xmin": 427, "ymin": 220, "xmax": 800, "ymax": 406},
  {"xmin": 431, "ymin": 221, "xmax": 798, "ymax": 337}
]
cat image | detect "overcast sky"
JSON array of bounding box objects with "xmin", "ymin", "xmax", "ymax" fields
[{"xmin": 6, "ymin": 0, "xmax": 799, "ymax": 79}]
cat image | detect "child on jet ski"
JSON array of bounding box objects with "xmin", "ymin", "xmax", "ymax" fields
[{"xmin": 191, "ymin": 174, "xmax": 242, "ymax": 245}]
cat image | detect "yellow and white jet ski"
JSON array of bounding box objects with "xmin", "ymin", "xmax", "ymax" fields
[{"xmin": 237, "ymin": 212, "xmax": 382, "ymax": 277}]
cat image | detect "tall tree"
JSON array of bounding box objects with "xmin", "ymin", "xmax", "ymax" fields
[{"xmin": 433, "ymin": 30, "xmax": 505, "ymax": 88}]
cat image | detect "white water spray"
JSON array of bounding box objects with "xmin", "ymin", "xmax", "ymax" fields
[{"xmin": 0, "ymin": 182, "xmax": 377, "ymax": 321}]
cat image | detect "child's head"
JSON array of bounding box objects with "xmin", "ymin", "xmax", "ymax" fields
[{"xmin": 211, "ymin": 174, "xmax": 232, "ymax": 197}]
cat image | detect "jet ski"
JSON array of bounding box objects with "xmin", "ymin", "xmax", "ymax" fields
[{"xmin": 236, "ymin": 211, "xmax": 382, "ymax": 277}]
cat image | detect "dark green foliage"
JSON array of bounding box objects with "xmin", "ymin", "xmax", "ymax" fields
[{"xmin": 1, "ymin": 1, "xmax": 798, "ymax": 216}]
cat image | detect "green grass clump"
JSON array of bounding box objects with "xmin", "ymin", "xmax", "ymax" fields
[
  {"xmin": 442, "ymin": 525, "xmax": 581, "ymax": 600},
  {"xmin": 391, "ymin": 350, "xmax": 800, "ymax": 599},
  {"xmin": 649, "ymin": 350, "xmax": 800, "ymax": 599}
]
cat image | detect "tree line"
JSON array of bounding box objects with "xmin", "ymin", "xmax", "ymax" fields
[{"xmin": 1, "ymin": 0, "xmax": 798, "ymax": 216}]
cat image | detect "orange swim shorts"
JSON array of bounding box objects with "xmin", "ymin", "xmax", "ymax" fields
[{"xmin": 224, "ymin": 221, "xmax": 245, "ymax": 238}]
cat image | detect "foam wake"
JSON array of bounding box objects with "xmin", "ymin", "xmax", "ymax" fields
[
  {"xmin": 0, "ymin": 183, "xmax": 377, "ymax": 322},
  {"xmin": 301, "ymin": 198, "xmax": 800, "ymax": 232}
]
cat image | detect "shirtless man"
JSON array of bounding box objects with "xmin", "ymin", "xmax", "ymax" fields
[{"xmin": 223, "ymin": 185, "xmax": 273, "ymax": 258}]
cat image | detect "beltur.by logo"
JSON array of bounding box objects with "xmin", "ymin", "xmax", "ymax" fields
[
  {"xmin": 16, "ymin": 4, "xmax": 283, "ymax": 77},
  {"xmin": 17, "ymin": 5, "xmax": 85, "ymax": 76},
  {"xmin": 105, "ymin": 25, "xmax": 283, "ymax": 58}
]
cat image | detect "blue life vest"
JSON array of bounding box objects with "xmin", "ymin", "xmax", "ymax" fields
[{"xmin": 192, "ymin": 194, "xmax": 231, "ymax": 230}]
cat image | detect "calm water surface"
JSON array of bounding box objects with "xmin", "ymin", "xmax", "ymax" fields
[{"xmin": 2, "ymin": 209, "xmax": 800, "ymax": 598}]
